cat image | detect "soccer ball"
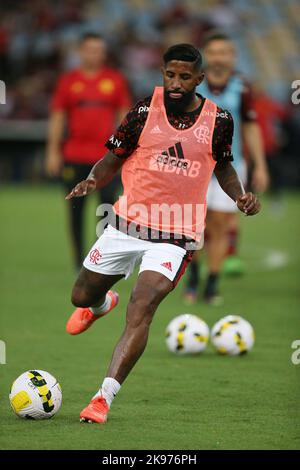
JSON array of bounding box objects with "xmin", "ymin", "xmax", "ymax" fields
[
  {"xmin": 211, "ymin": 315, "xmax": 255, "ymax": 356},
  {"xmin": 165, "ymin": 314, "xmax": 209, "ymax": 354},
  {"xmin": 9, "ymin": 370, "xmax": 62, "ymax": 420}
]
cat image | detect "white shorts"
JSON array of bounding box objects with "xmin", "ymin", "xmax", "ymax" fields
[
  {"xmin": 207, "ymin": 161, "xmax": 247, "ymax": 213},
  {"xmin": 83, "ymin": 225, "xmax": 193, "ymax": 286}
]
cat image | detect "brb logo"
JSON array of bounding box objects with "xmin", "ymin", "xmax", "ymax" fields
[
  {"xmin": 0, "ymin": 80, "xmax": 6, "ymax": 104},
  {"xmin": 149, "ymin": 142, "xmax": 202, "ymax": 177}
]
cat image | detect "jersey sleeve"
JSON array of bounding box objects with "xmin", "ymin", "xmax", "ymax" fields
[
  {"xmin": 50, "ymin": 74, "xmax": 70, "ymax": 112},
  {"xmin": 212, "ymin": 108, "xmax": 234, "ymax": 162},
  {"xmin": 105, "ymin": 97, "xmax": 150, "ymax": 158}
]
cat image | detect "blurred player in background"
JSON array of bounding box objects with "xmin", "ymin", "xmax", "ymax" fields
[
  {"xmin": 46, "ymin": 33, "xmax": 131, "ymax": 269},
  {"xmin": 252, "ymin": 83, "xmax": 288, "ymax": 201},
  {"xmin": 64, "ymin": 44, "xmax": 260, "ymax": 423},
  {"xmin": 184, "ymin": 31, "xmax": 269, "ymax": 305}
]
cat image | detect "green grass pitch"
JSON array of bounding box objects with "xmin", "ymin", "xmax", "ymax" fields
[{"xmin": 0, "ymin": 185, "xmax": 299, "ymax": 450}]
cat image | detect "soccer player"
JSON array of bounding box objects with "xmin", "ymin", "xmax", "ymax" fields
[
  {"xmin": 65, "ymin": 44, "xmax": 261, "ymax": 423},
  {"xmin": 184, "ymin": 32, "xmax": 268, "ymax": 305},
  {"xmin": 46, "ymin": 33, "xmax": 131, "ymax": 269}
]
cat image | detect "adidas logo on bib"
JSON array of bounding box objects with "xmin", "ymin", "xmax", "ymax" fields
[
  {"xmin": 149, "ymin": 142, "xmax": 201, "ymax": 177},
  {"xmin": 150, "ymin": 125, "xmax": 162, "ymax": 134}
]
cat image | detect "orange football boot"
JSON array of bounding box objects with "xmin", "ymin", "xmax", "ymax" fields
[
  {"xmin": 66, "ymin": 290, "xmax": 119, "ymax": 335},
  {"xmin": 80, "ymin": 396, "xmax": 109, "ymax": 424}
]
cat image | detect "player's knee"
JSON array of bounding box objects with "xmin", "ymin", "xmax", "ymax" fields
[
  {"xmin": 129, "ymin": 296, "xmax": 155, "ymax": 324},
  {"xmin": 127, "ymin": 287, "xmax": 167, "ymax": 328},
  {"xmin": 126, "ymin": 306, "xmax": 154, "ymax": 329},
  {"xmin": 71, "ymin": 286, "xmax": 91, "ymax": 308}
]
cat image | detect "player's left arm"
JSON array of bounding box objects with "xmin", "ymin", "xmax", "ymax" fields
[
  {"xmin": 213, "ymin": 107, "xmax": 260, "ymax": 216},
  {"xmin": 241, "ymin": 81, "xmax": 269, "ymax": 193},
  {"xmin": 214, "ymin": 160, "xmax": 261, "ymax": 216}
]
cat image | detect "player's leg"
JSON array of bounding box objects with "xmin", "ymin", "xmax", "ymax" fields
[
  {"xmin": 106, "ymin": 270, "xmax": 173, "ymax": 383},
  {"xmin": 71, "ymin": 267, "xmax": 123, "ymax": 308},
  {"xmin": 204, "ymin": 174, "xmax": 240, "ymax": 304},
  {"xmin": 223, "ymin": 160, "xmax": 248, "ymax": 276},
  {"xmin": 204, "ymin": 209, "xmax": 229, "ymax": 304},
  {"xmin": 223, "ymin": 212, "xmax": 245, "ymax": 276},
  {"xmin": 79, "ymin": 242, "xmax": 191, "ymax": 423},
  {"xmin": 66, "ymin": 267, "xmax": 123, "ymax": 335},
  {"xmin": 183, "ymin": 249, "xmax": 201, "ymax": 304},
  {"xmin": 63, "ymin": 163, "xmax": 92, "ymax": 270},
  {"xmin": 67, "ymin": 223, "xmax": 141, "ymax": 335},
  {"xmin": 227, "ymin": 213, "xmax": 239, "ymax": 257},
  {"xmin": 79, "ymin": 270, "xmax": 173, "ymax": 423}
]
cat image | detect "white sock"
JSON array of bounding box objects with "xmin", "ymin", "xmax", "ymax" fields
[
  {"xmin": 90, "ymin": 293, "xmax": 112, "ymax": 316},
  {"xmin": 93, "ymin": 377, "xmax": 121, "ymax": 407}
]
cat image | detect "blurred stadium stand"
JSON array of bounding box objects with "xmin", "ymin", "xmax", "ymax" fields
[{"xmin": 0, "ymin": 0, "xmax": 299, "ymax": 186}]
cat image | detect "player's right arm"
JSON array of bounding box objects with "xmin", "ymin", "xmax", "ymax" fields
[
  {"xmin": 65, "ymin": 152, "xmax": 123, "ymax": 199},
  {"xmin": 65, "ymin": 97, "xmax": 150, "ymax": 199}
]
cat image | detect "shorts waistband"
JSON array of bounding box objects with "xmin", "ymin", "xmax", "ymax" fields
[{"xmin": 110, "ymin": 215, "xmax": 195, "ymax": 249}]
